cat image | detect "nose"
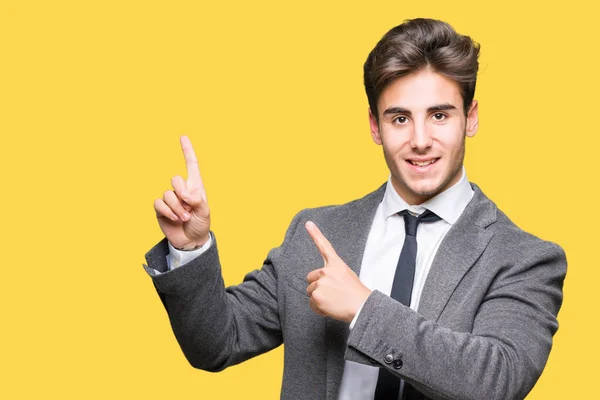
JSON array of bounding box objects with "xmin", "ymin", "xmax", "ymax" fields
[{"xmin": 410, "ymin": 120, "xmax": 433, "ymax": 151}]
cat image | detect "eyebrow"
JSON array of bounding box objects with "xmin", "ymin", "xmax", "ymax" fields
[{"xmin": 383, "ymin": 103, "xmax": 458, "ymax": 117}]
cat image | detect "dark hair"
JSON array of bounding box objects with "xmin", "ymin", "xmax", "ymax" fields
[{"xmin": 364, "ymin": 18, "xmax": 480, "ymax": 120}]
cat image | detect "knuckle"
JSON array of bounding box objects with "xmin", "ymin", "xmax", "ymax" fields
[
  {"xmin": 307, "ymin": 285, "xmax": 314, "ymax": 296},
  {"xmin": 310, "ymin": 296, "xmax": 320, "ymax": 307},
  {"xmin": 311, "ymin": 290, "xmax": 321, "ymax": 303}
]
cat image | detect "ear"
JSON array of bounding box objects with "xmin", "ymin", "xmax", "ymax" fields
[
  {"xmin": 369, "ymin": 108, "xmax": 382, "ymax": 145},
  {"xmin": 465, "ymin": 100, "xmax": 479, "ymax": 138}
]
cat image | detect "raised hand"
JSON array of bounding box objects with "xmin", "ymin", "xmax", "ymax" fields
[
  {"xmin": 154, "ymin": 136, "xmax": 211, "ymax": 250},
  {"xmin": 305, "ymin": 221, "xmax": 372, "ymax": 322}
]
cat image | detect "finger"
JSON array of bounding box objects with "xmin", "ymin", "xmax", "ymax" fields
[
  {"xmin": 154, "ymin": 198, "xmax": 179, "ymax": 222},
  {"xmin": 309, "ymin": 297, "xmax": 327, "ymax": 317},
  {"xmin": 163, "ymin": 190, "xmax": 191, "ymax": 221},
  {"xmin": 305, "ymin": 221, "xmax": 337, "ymax": 262},
  {"xmin": 306, "ymin": 280, "xmax": 319, "ymax": 296},
  {"xmin": 171, "ymin": 175, "xmax": 193, "ymax": 211},
  {"xmin": 307, "ymin": 268, "xmax": 325, "ymax": 284},
  {"xmin": 180, "ymin": 136, "xmax": 204, "ymax": 190}
]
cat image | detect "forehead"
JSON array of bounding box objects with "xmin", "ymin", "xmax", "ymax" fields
[{"xmin": 377, "ymin": 69, "xmax": 463, "ymax": 113}]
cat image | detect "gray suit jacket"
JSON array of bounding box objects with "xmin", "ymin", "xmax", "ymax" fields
[{"xmin": 143, "ymin": 182, "xmax": 566, "ymax": 400}]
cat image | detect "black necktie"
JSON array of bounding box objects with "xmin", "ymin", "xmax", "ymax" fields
[{"xmin": 374, "ymin": 209, "xmax": 441, "ymax": 400}]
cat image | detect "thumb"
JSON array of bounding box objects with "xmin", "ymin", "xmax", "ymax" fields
[{"xmin": 305, "ymin": 221, "xmax": 338, "ymax": 264}]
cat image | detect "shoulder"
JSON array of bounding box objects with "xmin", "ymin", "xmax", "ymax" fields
[
  {"xmin": 471, "ymin": 182, "xmax": 566, "ymax": 267},
  {"xmin": 279, "ymin": 182, "xmax": 386, "ymax": 244},
  {"xmin": 292, "ymin": 183, "xmax": 386, "ymax": 225}
]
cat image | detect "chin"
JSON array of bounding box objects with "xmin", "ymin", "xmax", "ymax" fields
[
  {"xmin": 408, "ymin": 179, "xmax": 442, "ymax": 195},
  {"xmin": 405, "ymin": 180, "xmax": 446, "ymax": 200},
  {"xmin": 411, "ymin": 187, "xmax": 442, "ymax": 200}
]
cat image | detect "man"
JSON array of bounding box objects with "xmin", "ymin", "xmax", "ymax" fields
[{"xmin": 143, "ymin": 18, "xmax": 567, "ymax": 400}]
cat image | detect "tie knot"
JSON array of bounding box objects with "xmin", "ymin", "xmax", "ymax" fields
[{"xmin": 399, "ymin": 209, "xmax": 441, "ymax": 236}]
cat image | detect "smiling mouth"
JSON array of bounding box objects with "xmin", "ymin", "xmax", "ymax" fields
[{"xmin": 407, "ymin": 158, "xmax": 439, "ymax": 167}]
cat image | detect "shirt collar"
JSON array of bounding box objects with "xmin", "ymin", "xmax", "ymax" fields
[{"xmin": 381, "ymin": 166, "xmax": 474, "ymax": 225}]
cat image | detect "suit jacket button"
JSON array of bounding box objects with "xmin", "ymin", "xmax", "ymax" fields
[
  {"xmin": 393, "ymin": 359, "xmax": 403, "ymax": 369},
  {"xmin": 384, "ymin": 354, "xmax": 394, "ymax": 364}
]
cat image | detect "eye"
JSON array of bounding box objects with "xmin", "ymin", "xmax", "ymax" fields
[
  {"xmin": 393, "ymin": 116, "xmax": 408, "ymax": 125},
  {"xmin": 432, "ymin": 113, "xmax": 447, "ymax": 121}
]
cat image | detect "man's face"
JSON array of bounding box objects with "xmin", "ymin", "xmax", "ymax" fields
[{"xmin": 369, "ymin": 68, "xmax": 479, "ymax": 205}]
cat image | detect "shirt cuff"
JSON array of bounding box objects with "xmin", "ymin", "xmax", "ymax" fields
[
  {"xmin": 349, "ymin": 300, "xmax": 366, "ymax": 330},
  {"xmin": 166, "ymin": 233, "xmax": 213, "ymax": 270}
]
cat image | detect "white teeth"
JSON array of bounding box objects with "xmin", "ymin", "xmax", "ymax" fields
[{"xmin": 410, "ymin": 159, "xmax": 437, "ymax": 167}]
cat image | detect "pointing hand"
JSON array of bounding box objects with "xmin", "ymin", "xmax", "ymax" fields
[
  {"xmin": 305, "ymin": 221, "xmax": 372, "ymax": 322},
  {"xmin": 154, "ymin": 136, "xmax": 211, "ymax": 250}
]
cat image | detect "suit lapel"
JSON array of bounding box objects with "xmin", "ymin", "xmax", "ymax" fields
[
  {"xmin": 417, "ymin": 183, "xmax": 497, "ymax": 321},
  {"xmin": 339, "ymin": 184, "xmax": 387, "ymax": 275},
  {"xmin": 324, "ymin": 183, "xmax": 386, "ymax": 399}
]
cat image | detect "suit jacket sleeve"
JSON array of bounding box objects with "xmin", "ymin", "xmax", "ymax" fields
[
  {"xmin": 142, "ymin": 210, "xmax": 305, "ymax": 372},
  {"xmin": 345, "ymin": 240, "xmax": 567, "ymax": 400}
]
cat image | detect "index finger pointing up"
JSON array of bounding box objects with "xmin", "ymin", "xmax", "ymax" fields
[
  {"xmin": 305, "ymin": 221, "xmax": 337, "ymax": 263},
  {"xmin": 180, "ymin": 136, "xmax": 203, "ymax": 188}
]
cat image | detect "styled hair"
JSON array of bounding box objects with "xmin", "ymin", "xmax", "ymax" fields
[{"xmin": 364, "ymin": 18, "xmax": 480, "ymax": 120}]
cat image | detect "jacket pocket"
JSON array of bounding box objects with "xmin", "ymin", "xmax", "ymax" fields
[{"xmin": 287, "ymin": 275, "xmax": 309, "ymax": 298}]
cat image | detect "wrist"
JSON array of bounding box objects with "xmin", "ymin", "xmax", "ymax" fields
[
  {"xmin": 349, "ymin": 288, "xmax": 372, "ymax": 322},
  {"xmin": 176, "ymin": 234, "xmax": 210, "ymax": 251}
]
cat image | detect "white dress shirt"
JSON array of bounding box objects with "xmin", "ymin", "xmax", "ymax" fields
[
  {"xmin": 147, "ymin": 231, "xmax": 213, "ymax": 274},
  {"xmin": 163, "ymin": 168, "xmax": 474, "ymax": 399}
]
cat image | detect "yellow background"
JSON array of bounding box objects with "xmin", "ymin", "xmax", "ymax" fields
[{"xmin": 1, "ymin": 0, "xmax": 597, "ymax": 398}]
